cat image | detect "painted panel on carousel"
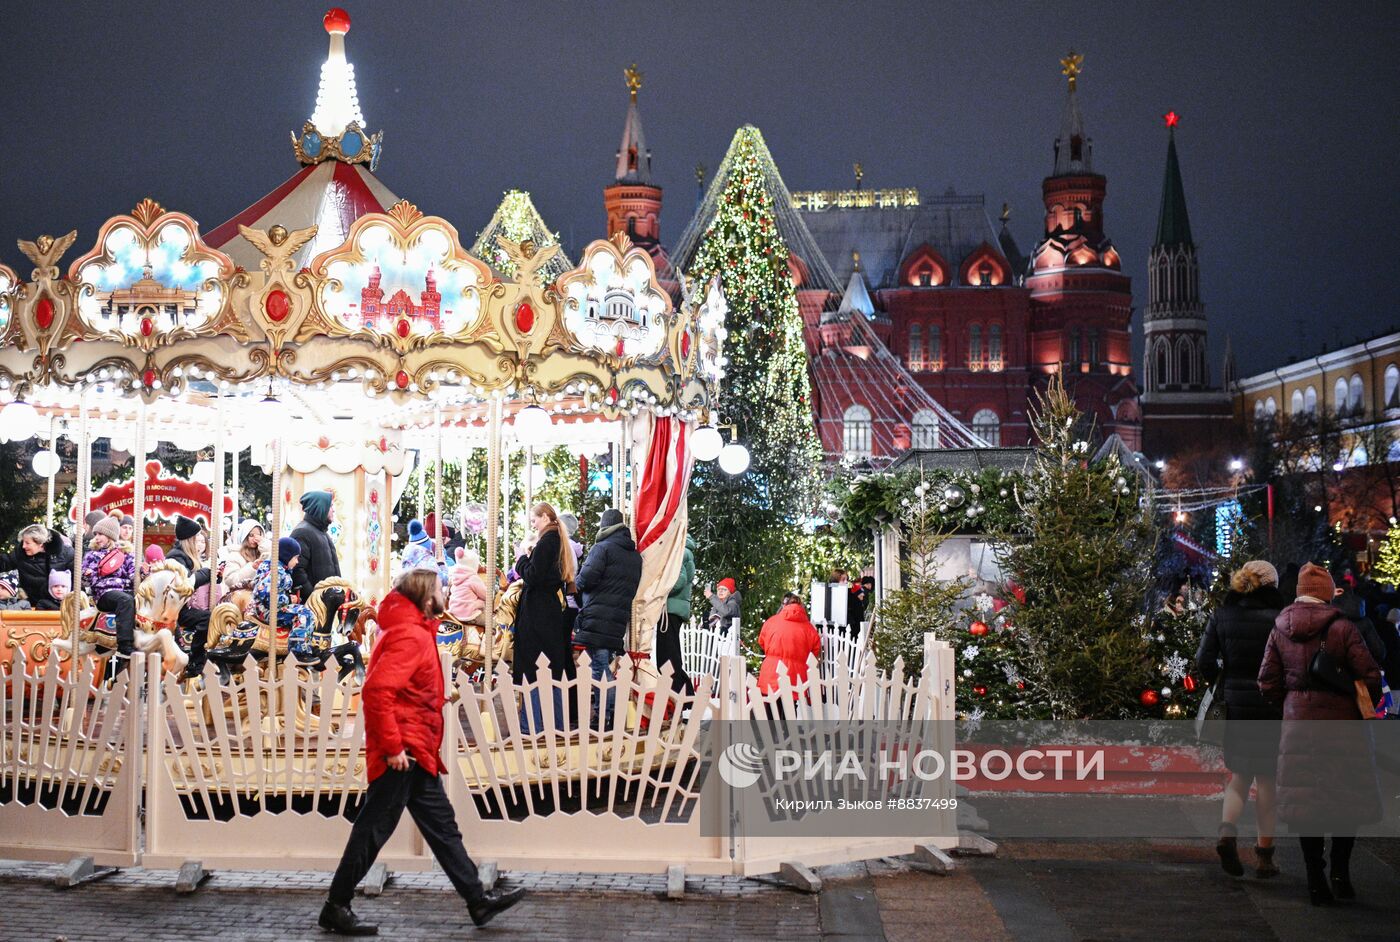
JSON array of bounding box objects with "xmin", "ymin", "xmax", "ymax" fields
[
  {"xmin": 559, "ymin": 235, "xmax": 670, "ymax": 360},
  {"xmin": 693, "ymin": 274, "xmax": 729, "ymax": 383},
  {"xmin": 314, "ymin": 203, "xmax": 492, "ymax": 339},
  {"xmin": 68, "ymin": 200, "xmax": 231, "ymax": 338}
]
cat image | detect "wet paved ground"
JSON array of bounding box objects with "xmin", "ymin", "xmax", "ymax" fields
[{"xmin": 4, "ymin": 797, "xmax": 1399, "ymax": 940}]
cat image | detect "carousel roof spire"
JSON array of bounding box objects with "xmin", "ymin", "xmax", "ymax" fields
[{"xmin": 291, "ymin": 8, "xmax": 382, "ymax": 169}]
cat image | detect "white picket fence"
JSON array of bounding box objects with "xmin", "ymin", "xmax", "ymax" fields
[
  {"xmin": 680, "ymin": 618, "xmax": 741, "ymax": 680},
  {"xmin": 0, "ymin": 635, "xmax": 955, "ymax": 878}
]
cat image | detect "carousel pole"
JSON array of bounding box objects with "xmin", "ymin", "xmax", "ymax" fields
[
  {"xmin": 210, "ymin": 396, "xmax": 226, "ymax": 607},
  {"xmin": 268, "ymin": 433, "xmax": 284, "ymax": 688},
  {"xmin": 418, "ymin": 448, "xmax": 428, "ymax": 522},
  {"xmin": 433, "ymin": 406, "xmax": 444, "ymax": 562},
  {"xmin": 483, "ymin": 395, "xmax": 502, "ymax": 683},
  {"xmin": 524, "ymin": 446, "xmax": 534, "ymax": 513},
  {"xmin": 131, "ymin": 397, "xmax": 148, "ymax": 593},
  {"xmin": 230, "ymin": 441, "xmax": 240, "ymax": 539},
  {"xmin": 44, "ymin": 413, "xmax": 57, "ymax": 528},
  {"xmin": 501, "ymin": 438, "xmax": 511, "ymax": 568},
  {"xmin": 72, "ymin": 389, "xmax": 90, "ymax": 657}
]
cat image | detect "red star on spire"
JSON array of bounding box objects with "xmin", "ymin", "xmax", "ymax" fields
[{"xmin": 1164, "ymin": 110, "xmax": 1180, "ymax": 129}]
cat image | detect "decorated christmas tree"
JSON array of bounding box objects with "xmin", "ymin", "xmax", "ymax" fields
[
  {"xmin": 953, "ymin": 589, "xmax": 1034, "ymax": 722},
  {"xmin": 1377, "ymin": 523, "xmax": 1400, "ymax": 588},
  {"xmin": 684, "ymin": 126, "xmax": 823, "ymax": 634},
  {"xmin": 993, "ymin": 376, "xmax": 1160, "ymax": 718}
]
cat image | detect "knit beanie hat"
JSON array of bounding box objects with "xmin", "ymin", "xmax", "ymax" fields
[
  {"xmin": 559, "ymin": 512, "xmax": 580, "ymax": 539},
  {"xmin": 1230, "ymin": 560, "xmax": 1279, "ymax": 594},
  {"xmin": 145, "ymin": 544, "xmax": 165, "ymax": 563},
  {"xmin": 49, "ymin": 569, "xmax": 70, "ymax": 590},
  {"xmin": 174, "ymin": 515, "xmax": 201, "ymax": 542},
  {"xmin": 120, "ymin": 515, "xmax": 135, "ymax": 528},
  {"xmin": 92, "ymin": 516, "xmax": 120, "ymax": 542},
  {"xmin": 277, "ymin": 537, "xmax": 301, "ymax": 566},
  {"xmin": 84, "ymin": 511, "xmax": 106, "ymax": 528},
  {"xmin": 1296, "ymin": 562, "xmax": 1336, "ymax": 601},
  {"xmin": 598, "ymin": 508, "xmax": 624, "ymax": 530},
  {"xmin": 408, "ymin": 519, "xmax": 430, "ymax": 547},
  {"xmin": 717, "ymin": 577, "xmax": 737, "ymax": 594}
]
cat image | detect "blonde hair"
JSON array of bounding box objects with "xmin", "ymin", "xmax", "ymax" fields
[
  {"xmin": 531, "ymin": 502, "xmax": 576, "ymax": 587},
  {"xmin": 177, "ymin": 535, "xmax": 205, "ymax": 569}
]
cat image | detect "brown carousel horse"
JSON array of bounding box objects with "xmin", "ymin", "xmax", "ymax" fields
[{"xmin": 52, "ymin": 561, "xmax": 193, "ymax": 674}]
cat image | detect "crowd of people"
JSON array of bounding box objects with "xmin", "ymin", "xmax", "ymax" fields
[{"xmin": 1196, "ymin": 559, "xmax": 1398, "ymax": 906}]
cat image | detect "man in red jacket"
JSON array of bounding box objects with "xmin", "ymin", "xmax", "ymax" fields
[{"xmin": 320, "ymin": 569, "xmax": 527, "ymax": 935}]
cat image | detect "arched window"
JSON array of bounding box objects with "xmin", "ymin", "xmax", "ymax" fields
[
  {"xmin": 1265, "ymin": 397, "xmax": 1278, "ymax": 417},
  {"xmin": 1068, "ymin": 328, "xmax": 1081, "ymax": 366},
  {"xmin": 968, "ymin": 325, "xmax": 983, "ymax": 371},
  {"xmin": 911, "ymin": 409, "xmax": 939, "ymax": 449},
  {"xmin": 1349, "ymin": 374, "xmax": 1364, "ymax": 414},
  {"xmin": 1304, "ymin": 386, "xmax": 1318, "ymax": 413},
  {"xmin": 971, "ymin": 409, "xmax": 1001, "ymax": 447},
  {"xmin": 1387, "ymin": 365, "xmax": 1400, "ymax": 409},
  {"xmin": 1291, "ymin": 390, "xmax": 1304, "ymax": 414},
  {"xmin": 1254, "ymin": 400, "xmax": 1265, "ymax": 421},
  {"xmin": 988, "ymin": 325, "xmax": 1003, "ymax": 372},
  {"xmin": 928, "ymin": 326, "xmax": 942, "ymax": 371},
  {"xmin": 1154, "ymin": 339, "xmax": 1169, "ymax": 389},
  {"xmin": 1177, "ymin": 338, "xmax": 1193, "ymax": 387},
  {"xmin": 1334, "ymin": 377, "xmax": 1349, "ymax": 414},
  {"xmin": 1089, "ymin": 329, "xmax": 1101, "ymax": 368},
  {"xmin": 907, "ymin": 323, "xmax": 924, "ymax": 371},
  {"xmin": 843, "ymin": 404, "xmax": 872, "ymax": 458}
]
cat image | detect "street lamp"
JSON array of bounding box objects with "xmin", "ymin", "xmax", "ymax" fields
[{"xmin": 1228, "ymin": 458, "xmax": 1243, "ymax": 472}]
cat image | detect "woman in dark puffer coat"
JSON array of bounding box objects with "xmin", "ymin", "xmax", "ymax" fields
[
  {"xmin": 1196, "ymin": 560, "xmax": 1285, "ymax": 879},
  {"xmin": 1258, "ymin": 562, "xmax": 1381, "ymax": 906}
]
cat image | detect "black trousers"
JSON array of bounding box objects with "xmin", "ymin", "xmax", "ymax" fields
[
  {"xmin": 328, "ymin": 765, "xmax": 484, "ymax": 907},
  {"xmin": 177, "ymin": 607, "xmax": 209, "ymax": 672},
  {"xmin": 96, "ymin": 591, "xmax": 135, "ymax": 655},
  {"xmin": 655, "ymin": 613, "xmax": 693, "ymax": 695},
  {"xmin": 1299, "ymin": 834, "xmax": 1356, "ymax": 875}
]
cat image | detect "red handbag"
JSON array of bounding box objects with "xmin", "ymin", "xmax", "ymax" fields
[{"xmin": 97, "ymin": 548, "xmax": 127, "ymax": 578}]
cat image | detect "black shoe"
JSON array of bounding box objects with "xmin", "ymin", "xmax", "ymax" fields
[
  {"xmin": 1330, "ymin": 873, "xmax": 1356, "ymax": 900},
  {"xmin": 1307, "ymin": 867, "xmax": 1334, "ymax": 906},
  {"xmin": 468, "ymin": 887, "xmax": 528, "ymax": 928},
  {"xmin": 1216, "ymin": 832, "xmax": 1244, "ymax": 877},
  {"xmin": 318, "ymin": 901, "xmax": 378, "ymax": 935},
  {"xmin": 1253, "ymin": 845, "xmax": 1279, "ymax": 879}
]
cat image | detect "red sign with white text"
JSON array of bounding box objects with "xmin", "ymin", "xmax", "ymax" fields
[{"xmin": 69, "ymin": 460, "xmax": 233, "ymax": 526}]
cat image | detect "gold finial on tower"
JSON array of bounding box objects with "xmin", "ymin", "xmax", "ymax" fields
[
  {"xmin": 624, "ymin": 63, "xmax": 643, "ymax": 102},
  {"xmin": 853, "ymin": 161, "xmax": 864, "ymax": 190},
  {"xmin": 852, "ymin": 249, "xmax": 862, "ymax": 272},
  {"xmin": 695, "ymin": 163, "xmax": 707, "ymax": 185},
  {"xmin": 1000, "ymin": 202, "xmax": 1011, "ymax": 224},
  {"xmin": 1060, "ymin": 50, "xmax": 1084, "ymax": 91}
]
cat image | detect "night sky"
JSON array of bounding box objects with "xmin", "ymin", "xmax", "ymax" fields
[{"xmin": 2, "ymin": 0, "xmax": 1396, "ymax": 377}]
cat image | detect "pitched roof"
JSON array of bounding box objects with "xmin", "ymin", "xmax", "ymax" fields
[
  {"xmin": 836, "ymin": 269, "xmax": 874, "ymax": 316},
  {"xmin": 470, "ymin": 190, "xmax": 574, "ymax": 282},
  {"xmin": 1051, "ymin": 83, "xmax": 1094, "ymax": 176},
  {"xmin": 668, "ymin": 126, "xmax": 843, "ymax": 295},
  {"xmin": 800, "ymin": 193, "xmax": 1008, "ymax": 289},
  {"xmin": 614, "ymin": 97, "xmax": 651, "ymax": 184},
  {"xmin": 1154, "ymin": 131, "xmax": 1194, "ymax": 248}
]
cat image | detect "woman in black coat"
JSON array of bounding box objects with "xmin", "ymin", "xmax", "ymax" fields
[
  {"xmin": 513, "ymin": 502, "xmax": 576, "ymax": 733},
  {"xmin": 0, "ymin": 525, "xmax": 71, "ymax": 611},
  {"xmin": 1196, "ymin": 560, "xmax": 1285, "ymax": 879}
]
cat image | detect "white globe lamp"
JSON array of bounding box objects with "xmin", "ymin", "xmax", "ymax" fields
[
  {"xmin": 691, "ymin": 425, "xmax": 723, "ymax": 461},
  {"xmin": 31, "ymin": 449, "xmax": 61, "ymax": 477},
  {"xmin": 513, "ymin": 404, "xmax": 552, "ymax": 447},
  {"xmin": 528, "ymin": 464, "xmax": 548, "ymax": 490},
  {"xmin": 1, "ymin": 400, "xmax": 41, "ymax": 441},
  {"xmin": 718, "ymin": 442, "xmax": 750, "ymax": 476},
  {"xmin": 192, "ymin": 460, "xmax": 217, "ymax": 486}
]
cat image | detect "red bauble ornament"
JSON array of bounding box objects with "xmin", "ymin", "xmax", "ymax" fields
[
  {"xmin": 1183, "ymin": 675, "xmax": 1197, "ymax": 693},
  {"xmin": 264, "ymin": 288, "xmax": 290, "ymax": 322},
  {"xmin": 35, "ymin": 296, "xmax": 55, "ymax": 330},
  {"xmin": 1140, "ymin": 689, "xmax": 1160, "ymax": 707},
  {"xmin": 323, "ymin": 7, "xmax": 351, "ymax": 33},
  {"xmin": 395, "ymin": 370, "xmax": 410, "ymax": 390},
  {"xmin": 973, "ymin": 685, "xmax": 988, "ymax": 697},
  {"xmin": 514, "ymin": 301, "xmax": 535, "ymax": 334},
  {"xmin": 395, "ymin": 318, "xmax": 410, "ymax": 338},
  {"xmin": 969, "ymin": 621, "xmax": 989, "ymax": 637},
  {"xmin": 139, "ymin": 316, "xmax": 154, "ymax": 337},
  {"xmin": 1016, "ymin": 681, "xmax": 1026, "ymax": 690}
]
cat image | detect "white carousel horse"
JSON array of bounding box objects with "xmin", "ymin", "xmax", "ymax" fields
[{"xmin": 52, "ymin": 560, "xmax": 193, "ymax": 673}]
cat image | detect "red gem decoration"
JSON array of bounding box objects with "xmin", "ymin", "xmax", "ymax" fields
[
  {"xmin": 1183, "ymin": 674, "xmax": 1197, "ymax": 693},
  {"xmin": 395, "ymin": 370, "xmax": 409, "ymax": 390},
  {"xmin": 378, "ymin": 436, "xmax": 388, "ymax": 452},
  {"xmin": 139, "ymin": 316, "xmax": 154, "ymax": 337},
  {"xmin": 973, "ymin": 685, "xmax": 988, "ymax": 697},
  {"xmin": 141, "ymin": 368, "xmax": 156, "ymax": 388},
  {"xmin": 969, "ymin": 621, "xmax": 989, "ymax": 637},
  {"xmin": 1164, "ymin": 110, "xmax": 1180, "ymax": 128},
  {"xmin": 615, "ymin": 336, "xmax": 626, "ymax": 357},
  {"xmin": 395, "ymin": 318, "xmax": 410, "ymax": 339},
  {"xmin": 680, "ymin": 332, "xmax": 691, "ymax": 360},
  {"xmin": 515, "ymin": 301, "xmax": 535, "ymax": 334},
  {"xmin": 1140, "ymin": 689, "xmax": 1160, "ymax": 707},
  {"xmin": 34, "ymin": 296, "xmax": 55, "ymax": 330},
  {"xmin": 264, "ymin": 288, "xmax": 290, "ymax": 322},
  {"xmin": 370, "ymin": 490, "xmax": 379, "ymax": 505},
  {"xmin": 607, "ymin": 387, "xmax": 618, "ymax": 404},
  {"xmin": 317, "ymin": 435, "xmax": 330, "ymax": 449},
  {"xmin": 323, "ymin": 7, "xmax": 351, "ymax": 33},
  {"xmin": 369, "ymin": 557, "xmax": 379, "ymax": 573}
]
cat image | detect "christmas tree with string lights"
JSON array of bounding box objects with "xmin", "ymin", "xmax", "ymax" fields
[
  {"xmin": 685, "ymin": 126, "xmax": 823, "ymax": 636},
  {"xmin": 1377, "ymin": 524, "xmax": 1400, "ymax": 588}
]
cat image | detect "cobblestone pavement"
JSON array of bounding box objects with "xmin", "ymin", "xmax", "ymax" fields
[{"xmin": 4, "ymin": 802, "xmax": 1400, "ymax": 940}]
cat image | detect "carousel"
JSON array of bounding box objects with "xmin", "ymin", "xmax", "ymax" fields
[{"xmin": 0, "ymin": 9, "xmax": 953, "ymax": 881}]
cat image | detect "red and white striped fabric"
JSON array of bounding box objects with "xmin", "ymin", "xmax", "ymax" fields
[
  {"xmin": 204, "ymin": 162, "xmax": 398, "ymax": 271},
  {"xmin": 629, "ymin": 415, "xmax": 695, "ymax": 662}
]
